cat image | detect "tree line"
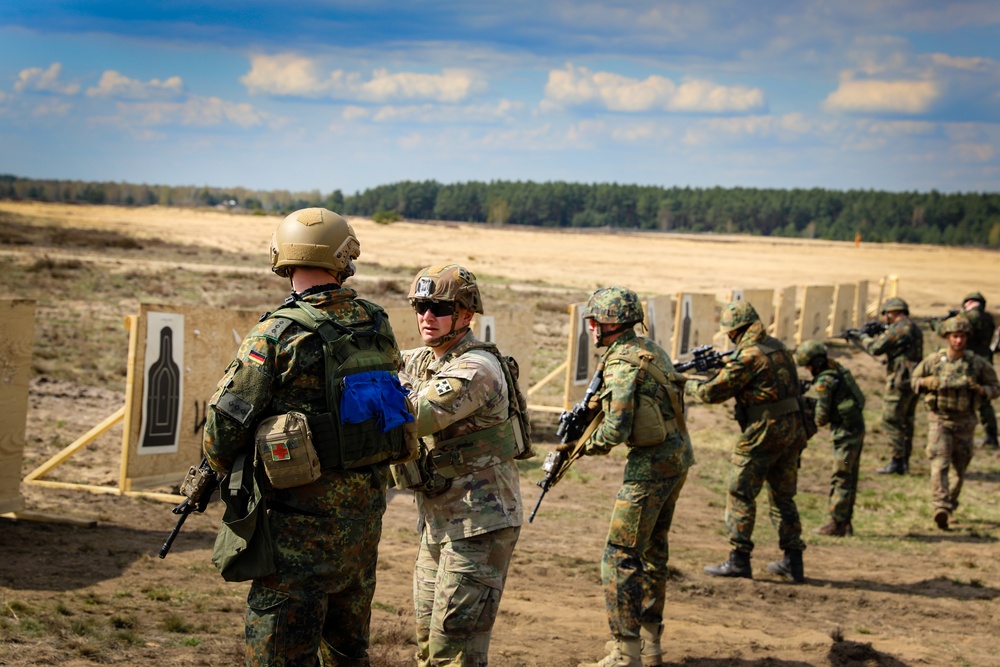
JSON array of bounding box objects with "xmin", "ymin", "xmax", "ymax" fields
[{"xmin": 3, "ymin": 174, "xmax": 999, "ymax": 247}]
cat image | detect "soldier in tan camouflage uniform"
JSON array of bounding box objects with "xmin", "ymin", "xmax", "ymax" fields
[
  {"xmin": 572, "ymin": 287, "xmax": 693, "ymax": 667},
  {"xmin": 911, "ymin": 315, "xmax": 1000, "ymax": 530},
  {"xmin": 203, "ymin": 208, "xmax": 410, "ymax": 666},
  {"xmin": 685, "ymin": 301, "xmax": 807, "ymax": 583},
  {"xmin": 858, "ymin": 297, "xmax": 923, "ymax": 475},
  {"xmin": 392, "ymin": 264, "xmax": 530, "ymax": 667}
]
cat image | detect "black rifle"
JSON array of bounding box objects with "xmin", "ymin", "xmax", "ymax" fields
[
  {"xmin": 529, "ymin": 366, "xmax": 604, "ymax": 523},
  {"xmin": 159, "ymin": 459, "xmax": 219, "ymax": 559},
  {"xmin": 839, "ymin": 319, "xmax": 887, "ymax": 362},
  {"xmin": 674, "ymin": 344, "xmax": 732, "ymax": 374}
]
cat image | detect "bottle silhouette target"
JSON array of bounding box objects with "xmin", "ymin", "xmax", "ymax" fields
[{"xmin": 143, "ymin": 326, "xmax": 181, "ymax": 447}]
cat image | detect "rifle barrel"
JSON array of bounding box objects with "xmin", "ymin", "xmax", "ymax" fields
[
  {"xmin": 528, "ymin": 488, "xmax": 547, "ymax": 523},
  {"xmin": 158, "ymin": 506, "xmax": 190, "ymax": 559}
]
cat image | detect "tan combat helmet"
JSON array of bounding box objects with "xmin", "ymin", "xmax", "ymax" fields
[
  {"xmin": 408, "ymin": 264, "xmax": 483, "ymax": 347},
  {"xmin": 939, "ymin": 314, "xmax": 972, "ymax": 336},
  {"xmin": 795, "ymin": 340, "xmax": 828, "ymax": 367},
  {"xmin": 270, "ymin": 207, "xmax": 360, "ymax": 280},
  {"xmin": 408, "ymin": 264, "xmax": 484, "ymax": 314}
]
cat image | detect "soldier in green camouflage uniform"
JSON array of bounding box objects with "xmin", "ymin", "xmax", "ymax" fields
[
  {"xmin": 795, "ymin": 341, "xmax": 866, "ymax": 537},
  {"xmin": 685, "ymin": 301, "xmax": 807, "ymax": 583},
  {"xmin": 858, "ymin": 297, "xmax": 923, "ymax": 475},
  {"xmin": 393, "ymin": 264, "xmax": 528, "ymax": 667},
  {"xmin": 911, "ymin": 315, "xmax": 1000, "ymax": 530},
  {"xmin": 571, "ymin": 287, "xmax": 693, "ymax": 667},
  {"xmin": 203, "ymin": 208, "xmax": 407, "ymax": 666}
]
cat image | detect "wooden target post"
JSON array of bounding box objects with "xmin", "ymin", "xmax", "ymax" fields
[{"xmin": 0, "ymin": 299, "xmax": 35, "ymax": 515}]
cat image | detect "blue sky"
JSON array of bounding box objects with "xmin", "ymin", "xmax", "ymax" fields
[{"xmin": 1, "ymin": 1, "xmax": 998, "ymax": 195}]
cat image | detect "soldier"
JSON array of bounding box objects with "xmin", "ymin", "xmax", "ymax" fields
[
  {"xmin": 911, "ymin": 315, "xmax": 1000, "ymax": 530},
  {"xmin": 685, "ymin": 301, "xmax": 807, "ymax": 584},
  {"xmin": 959, "ymin": 292, "xmax": 997, "ymax": 449},
  {"xmin": 795, "ymin": 341, "xmax": 866, "ymax": 537},
  {"xmin": 858, "ymin": 297, "xmax": 923, "ymax": 475},
  {"xmin": 203, "ymin": 208, "xmax": 413, "ymax": 665},
  {"xmin": 391, "ymin": 264, "xmax": 531, "ymax": 667},
  {"xmin": 571, "ymin": 287, "xmax": 694, "ymax": 667}
]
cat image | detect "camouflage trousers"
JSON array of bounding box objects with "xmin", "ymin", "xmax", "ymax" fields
[
  {"xmin": 827, "ymin": 431, "xmax": 865, "ymax": 523},
  {"xmin": 979, "ymin": 398, "xmax": 998, "ymax": 442},
  {"xmin": 413, "ymin": 526, "xmax": 520, "ymax": 667},
  {"xmin": 601, "ymin": 471, "xmax": 688, "ymax": 638},
  {"xmin": 726, "ymin": 418, "xmax": 805, "ymax": 553},
  {"xmin": 245, "ymin": 509, "xmax": 382, "ymax": 667},
  {"xmin": 927, "ymin": 412, "xmax": 977, "ymax": 513},
  {"xmin": 882, "ymin": 385, "xmax": 919, "ymax": 461}
]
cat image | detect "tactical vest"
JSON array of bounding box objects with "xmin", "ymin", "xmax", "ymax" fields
[
  {"xmin": 735, "ymin": 337, "xmax": 802, "ymax": 426},
  {"xmin": 923, "ymin": 350, "xmax": 981, "ymax": 414},
  {"xmin": 391, "ymin": 338, "xmax": 533, "ymax": 493},
  {"xmin": 605, "ymin": 344, "xmax": 688, "ymax": 446},
  {"xmin": 261, "ymin": 299, "xmax": 408, "ymax": 470},
  {"xmin": 819, "ymin": 364, "xmax": 865, "ymax": 431}
]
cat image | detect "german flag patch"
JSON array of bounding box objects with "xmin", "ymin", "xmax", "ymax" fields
[{"xmin": 248, "ymin": 350, "xmax": 266, "ymax": 364}]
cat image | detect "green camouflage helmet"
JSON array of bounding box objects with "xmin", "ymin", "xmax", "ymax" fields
[
  {"xmin": 963, "ymin": 291, "xmax": 986, "ymax": 307},
  {"xmin": 583, "ymin": 286, "xmax": 644, "ymax": 325},
  {"xmin": 408, "ymin": 264, "xmax": 484, "ymax": 314},
  {"xmin": 879, "ymin": 297, "xmax": 909, "ymax": 315},
  {"xmin": 939, "ymin": 314, "xmax": 972, "ymax": 335},
  {"xmin": 719, "ymin": 300, "xmax": 759, "ymax": 333},
  {"xmin": 794, "ymin": 340, "xmax": 828, "ymax": 367},
  {"xmin": 270, "ymin": 207, "xmax": 360, "ymax": 279}
]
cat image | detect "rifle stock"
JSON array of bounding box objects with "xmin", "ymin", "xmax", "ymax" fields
[{"xmin": 529, "ymin": 365, "xmax": 604, "ymax": 523}]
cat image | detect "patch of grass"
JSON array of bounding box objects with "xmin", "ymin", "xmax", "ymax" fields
[
  {"xmin": 143, "ymin": 585, "xmax": 184, "ymax": 602},
  {"xmin": 162, "ymin": 613, "xmax": 195, "ymax": 633},
  {"xmin": 372, "ymin": 601, "xmax": 397, "ymax": 613}
]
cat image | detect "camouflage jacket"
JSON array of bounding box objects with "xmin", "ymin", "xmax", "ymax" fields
[
  {"xmin": 685, "ymin": 320, "xmax": 806, "ymax": 452},
  {"xmin": 911, "ymin": 348, "xmax": 1000, "ymax": 418},
  {"xmin": 585, "ymin": 331, "xmax": 695, "ymax": 481},
  {"xmin": 965, "ymin": 306, "xmax": 996, "ymax": 361},
  {"xmin": 401, "ymin": 330, "xmax": 523, "ymax": 543},
  {"xmin": 860, "ymin": 316, "xmax": 923, "ymax": 380},
  {"xmin": 812, "ymin": 359, "xmax": 865, "ymax": 439},
  {"xmin": 202, "ymin": 288, "xmax": 401, "ymax": 519}
]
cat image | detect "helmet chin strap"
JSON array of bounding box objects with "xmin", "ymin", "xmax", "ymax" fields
[{"xmin": 426, "ymin": 312, "xmax": 470, "ymax": 348}]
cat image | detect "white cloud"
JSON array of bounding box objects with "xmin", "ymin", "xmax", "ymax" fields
[
  {"xmin": 859, "ymin": 120, "xmax": 936, "ymax": 136},
  {"xmin": 241, "ymin": 54, "xmax": 480, "ymax": 103},
  {"xmin": 955, "ymin": 143, "xmax": 994, "ymax": 163},
  {"xmin": 342, "ymin": 105, "xmax": 369, "ymax": 121},
  {"xmin": 112, "ymin": 96, "xmax": 270, "ymax": 129},
  {"xmin": 369, "ymin": 99, "xmax": 520, "ymax": 123},
  {"xmin": 86, "ymin": 71, "xmax": 184, "ymax": 100},
  {"xmin": 33, "ymin": 100, "xmax": 72, "ymax": 117},
  {"xmin": 682, "ymin": 113, "xmax": 815, "ymax": 145},
  {"xmin": 823, "ymin": 77, "xmax": 940, "ymax": 114},
  {"xmin": 542, "ymin": 64, "xmax": 764, "ymax": 114},
  {"xmin": 14, "ymin": 63, "xmax": 80, "ymax": 96}
]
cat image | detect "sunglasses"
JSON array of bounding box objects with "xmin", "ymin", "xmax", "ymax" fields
[{"xmin": 413, "ymin": 301, "xmax": 456, "ymax": 317}]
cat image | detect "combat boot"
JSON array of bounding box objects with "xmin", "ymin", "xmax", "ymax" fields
[
  {"xmin": 876, "ymin": 457, "xmax": 906, "ymax": 475},
  {"xmin": 980, "ymin": 434, "xmax": 999, "ymax": 450},
  {"xmin": 704, "ymin": 550, "xmax": 752, "ymax": 579},
  {"xmin": 579, "ymin": 637, "xmax": 642, "ymax": 667},
  {"xmin": 934, "ymin": 508, "xmax": 950, "ymax": 530},
  {"xmin": 813, "ymin": 519, "xmax": 849, "ymax": 536},
  {"xmin": 604, "ymin": 623, "xmax": 662, "ymax": 667},
  {"xmin": 767, "ymin": 549, "xmax": 805, "ymax": 583}
]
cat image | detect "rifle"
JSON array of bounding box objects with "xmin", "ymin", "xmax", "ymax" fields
[
  {"xmin": 838, "ymin": 319, "xmax": 886, "ymax": 363},
  {"xmin": 159, "ymin": 459, "xmax": 219, "ymax": 559},
  {"xmin": 673, "ymin": 344, "xmax": 732, "ymax": 374},
  {"xmin": 529, "ymin": 365, "xmax": 604, "ymax": 523}
]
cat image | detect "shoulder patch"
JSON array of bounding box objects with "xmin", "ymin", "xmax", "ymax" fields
[
  {"xmin": 261, "ymin": 317, "xmax": 294, "ymax": 341},
  {"xmin": 427, "ymin": 377, "xmax": 464, "ymax": 407}
]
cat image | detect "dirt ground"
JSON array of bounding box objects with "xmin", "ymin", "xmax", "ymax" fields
[{"xmin": 2, "ymin": 201, "xmax": 1000, "ymax": 667}]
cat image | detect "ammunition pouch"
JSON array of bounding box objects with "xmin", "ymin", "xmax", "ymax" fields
[
  {"xmin": 390, "ymin": 447, "xmax": 451, "ymax": 497},
  {"xmin": 630, "ymin": 390, "xmax": 679, "ymax": 446},
  {"xmin": 255, "ymin": 412, "xmax": 322, "ymax": 489}
]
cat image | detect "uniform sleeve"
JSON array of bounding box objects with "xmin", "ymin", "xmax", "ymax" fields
[
  {"xmin": 861, "ymin": 328, "xmax": 893, "ymax": 356},
  {"xmin": 202, "ymin": 332, "xmax": 278, "ymax": 474},
  {"xmin": 813, "ymin": 373, "xmax": 836, "ymax": 427},
  {"xmin": 685, "ymin": 355, "xmax": 752, "ymax": 404},
  {"xmin": 409, "ymin": 356, "xmax": 503, "ymax": 438},
  {"xmin": 910, "ymin": 356, "xmax": 932, "ymax": 393},
  {"xmin": 976, "ymin": 358, "xmax": 1000, "ymax": 400},
  {"xmin": 585, "ymin": 358, "xmax": 639, "ymax": 454}
]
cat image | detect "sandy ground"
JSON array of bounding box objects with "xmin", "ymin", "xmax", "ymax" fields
[{"xmin": 2, "ymin": 201, "xmax": 1000, "ymax": 667}]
